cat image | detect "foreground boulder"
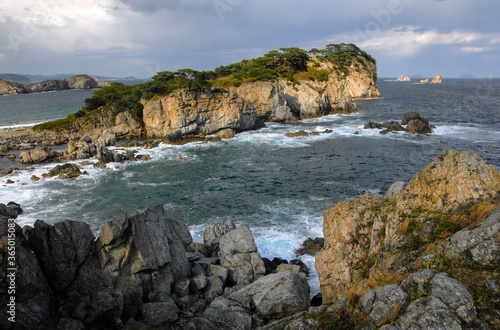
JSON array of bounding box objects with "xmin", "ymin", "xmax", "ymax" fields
[{"xmin": 19, "ymin": 146, "xmax": 59, "ymax": 164}]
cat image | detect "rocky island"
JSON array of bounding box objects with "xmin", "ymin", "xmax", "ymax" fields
[
  {"xmin": 0, "ymin": 74, "xmax": 99, "ymax": 94},
  {"xmin": 1, "ymin": 149, "xmax": 499, "ymax": 329}
]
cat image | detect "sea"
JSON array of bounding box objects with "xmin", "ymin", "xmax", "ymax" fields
[{"xmin": 1, "ymin": 79, "xmax": 500, "ymax": 295}]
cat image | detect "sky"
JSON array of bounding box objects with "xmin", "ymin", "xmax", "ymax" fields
[{"xmin": 0, "ymin": 0, "xmax": 499, "ymax": 79}]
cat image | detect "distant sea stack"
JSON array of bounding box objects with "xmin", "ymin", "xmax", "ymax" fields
[
  {"xmin": 396, "ymin": 75, "xmax": 411, "ymax": 82},
  {"xmin": 430, "ymin": 75, "xmax": 442, "ymax": 84}
]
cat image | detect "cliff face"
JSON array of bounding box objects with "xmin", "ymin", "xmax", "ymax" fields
[
  {"xmin": 142, "ymin": 69, "xmax": 366, "ymax": 138},
  {"xmin": 142, "ymin": 90, "xmax": 264, "ymax": 138},
  {"xmin": 346, "ymin": 61, "xmax": 381, "ymax": 99},
  {"xmin": 316, "ymin": 150, "xmax": 500, "ymax": 303},
  {"xmin": 0, "ymin": 79, "xmax": 26, "ymax": 95}
]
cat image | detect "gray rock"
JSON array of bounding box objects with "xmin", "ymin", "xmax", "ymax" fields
[
  {"xmin": 276, "ymin": 263, "xmax": 306, "ymax": 279},
  {"xmin": 72, "ymin": 291, "xmax": 123, "ymax": 326},
  {"xmin": 407, "ymin": 119, "xmax": 432, "ymax": 134},
  {"xmin": 364, "ymin": 120, "xmax": 383, "ymax": 129},
  {"xmin": 173, "ymin": 278, "xmax": 190, "ymax": 298},
  {"xmin": 0, "ymin": 219, "xmax": 54, "ymax": 329},
  {"xmin": 439, "ymin": 208, "xmax": 500, "ymax": 265},
  {"xmin": 28, "ymin": 219, "xmax": 95, "ymax": 294},
  {"xmin": 203, "ymin": 296, "xmax": 252, "ymax": 330},
  {"xmin": 207, "ymin": 264, "xmax": 229, "ymax": 283},
  {"xmin": 141, "ymin": 298, "xmax": 179, "ymax": 325},
  {"xmin": 204, "ymin": 219, "xmax": 236, "ymax": 253},
  {"xmin": 68, "ymin": 75, "xmax": 98, "ymax": 89},
  {"xmin": 430, "ymin": 273, "xmax": 476, "ymax": 323},
  {"xmin": 26, "ymin": 79, "xmax": 69, "ymax": 93},
  {"xmin": 190, "ymin": 273, "xmax": 208, "ymax": 292},
  {"xmin": 385, "ymin": 181, "xmax": 406, "ymax": 199},
  {"xmin": 397, "ymin": 296, "xmax": 461, "ymax": 329},
  {"xmin": 56, "ymin": 318, "xmax": 85, "ymax": 330},
  {"xmin": 229, "ymin": 271, "xmax": 310, "ymax": 320},
  {"xmin": 0, "ymin": 202, "xmax": 23, "ymax": 218},
  {"xmin": 400, "ymin": 269, "xmax": 437, "ymax": 299},
  {"xmin": 359, "ymin": 290, "xmax": 376, "ymax": 314},
  {"xmin": 204, "ymin": 276, "xmax": 225, "ymax": 302},
  {"xmin": 369, "ymin": 284, "xmax": 409, "ymax": 327}
]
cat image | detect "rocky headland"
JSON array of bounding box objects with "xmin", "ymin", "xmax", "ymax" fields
[
  {"xmin": 1, "ymin": 149, "xmax": 499, "ymax": 329},
  {"xmin": 0, "ymin": 74, "xmax": 98, "ymax": 95}
]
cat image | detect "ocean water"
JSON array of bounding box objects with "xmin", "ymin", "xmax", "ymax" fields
[
  {"xmin": 0, "ymin": 89, "xmax": 95, "ymax": 129},
  {"xmin": 2, "ymin": 79, "xmax": 500, "ymax": 295}
]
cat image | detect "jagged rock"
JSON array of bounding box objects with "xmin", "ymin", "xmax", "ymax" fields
[
  {"xmin": 396, "ymin": 75, "xmax": 411, "ymax": 82},
  {"xmin": 190, "ymin": 273, "xmax": 208, "ymax": 292},
  {"xmin": 3, "ymin": 167, "xmax": 18, "ymax": 175},
  {"xmin": 359, "ymin": 290, "xmax": 376, "ymax": 314},
  {"xmin": 436, "ymin": 207, "xmax": 500, "ymax": 265},
  {"xmin": 141, "ymin": 298, "xmax": 179, "ymax": 325},
  {"xmin": 68, "ymin": 75, "xmax": 98, "ymax": 89},
  {"xmin": 228, "ymin": 271, "xmax": 310, "ymax": 320},
  {"xmin": 396, "ymin": 296, "xmax": 462, "ymax": 329},
  {"xmin": 219, "ymin": 225, "xmax": 266, "ymax": 287},
  {"xmin": 204, "ymin": 296, "xmax": 252, "ymax": 330},
  {"xmin": 27, "ymin": 220, "xmax": 94, "ymax": 294},
  {"xmin": 296, "ymin": 237, "xmax": 324, "ymax": 256},
  {"xmin": 407, "ymin": 119, "xmax": 432, "ymax": 134},
  {"xmin": 0, "ymin": 202, "xmax": 23, "ymax": 218},
  {"xmin": 0, "ymin": 219, "xmax": 54, "ymax": 329},
  {"xmin": 26, "ymin": 79, "xmax": 69, "ymax": 93},
  {"xmin": 400, "ymin": 269, "xmax": 436, "ymax": 299},
  {"xmin": 431, "ymin": 75, "xmax": 442, "ymax": 84},
  {"xmin": 364, "ymin": 120, "xmax": 383, "ymax": 129},
  {"xmin": 380, "ymin": 121, "xmax": 404, "ymax": 134},
  {"xmin": 19, "ymin": 146, "xmax": 58, "ymax": 163},
  {"xmin": 48, "ymin": 163, "xmax": 84, "ymax": 179},
  {"xmin": 203, "ymin": 219, "xmax": 236, "ymax": 255},
  {"xmin": 385, "ymin": 181, "xmax": 406, "ymax": 199},
  {"xmin": 419, "ymin": 79, "xmax": 429, "ymax": 84},
  {"xmin": 368, "ymin": 284, "xmax": 409, "ymax": 327},
  {"xmin": 173, "ymin": 278, "xmax": 190, "ymax": 298},
  {"xmin": 401, "ymin": 110, "xmax": 422, "ymax": 125},
  {"xmin": 112, "ymin": 111, "xmax": 142, "ymax": 138}
]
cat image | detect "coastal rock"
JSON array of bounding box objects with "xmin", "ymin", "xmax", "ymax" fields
[
  {"xmin": 19, "ymin": 146, "xmax": 59, "ymax": 164},
  {"xmin": 142, "ymin": 90, "xmax": 265, "ymax": 138},
  {"xmin": 216, "ymin": 128, "xmax": 236, "ymax": 139},
  {"xmin": 228, "ymin": 271, "xmax": 310, "ymax": 320},
  {"xmin": 112, "ymin": 111, "xmax": 143, "ymax": 138},
  {"xmin": 401, "ymin": 110, "xmax": 422, "ymax": 125},
  {"xmin": 26, "ymin": 79, "xmax": 69, "ymax": 93},
  {"xmin": 436, "ymin": 207, "xmax": 500, "ymax": 265},
  {"xmin": 0, "ymin": 79, "xmax": 26, "ymax": 94},
  {"xmin": 364, "ymin": 110, "xmax": 433, "ymax": 134},
  {"xmin": 0, "ymin": 202, "xmax": 23, "ymax": 219},
  {"xmin": 141, "ymin": 299, "xmax": 179, "ymax": 325},
  {"xmin": 419, "ymin": 79, "xmax": 429, "ymax": 84},
  {"xmin": 346, "ymin": 59, "xmax": 381, "ymax": 99},
  {"xmin": 203, "ymin": 297, "xmax": 252, "ymax": 330},
  {"xmin": 431, "ymin": 75, "xmax": 442, "ymax": 84},
  {"xmin": 396, "ymin": 75, "xmax": 411, "ymax": 82},
  {"xmin": 295, "ymin": 237, "xmax": 324, "ymax": 256},
  {"xmin": 68, "ymin": 75, "xmax": 98, "ymax": 89},
  {"xmin": 316, "ymin": 150, "xmax": 500, "ymax": 303},
  {"xmin": 47, "ymin": 163, "xmax": 84, "ymax": 179},
  {"xmin": 219, "ymin": 226, "xmax": 266, "ymax": 287},
  {"xmin": 385, "ymin": 181, "xmax": 406, "ymax": 199},
  {"xmin": 28, "ymin": 220, "xmax": 95, "ymax": 294},
  {"xmin": 368, "ymin": 284, "xmax": 409, "ymax": 327},
  {"xmin": 0, "ymin": 219, "xmax": 54, "ymax": 329},
  {"xmin": 203, "ymin": 219, "xmax": 236, "ymax": 254}
]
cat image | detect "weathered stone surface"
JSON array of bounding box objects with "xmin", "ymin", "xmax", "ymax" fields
[
  {"xmin": 430, "ymin": 273, "xmax": 476, "ymax": 323},
  {"xmin": 28, "ymin": 219, "xmax": 94, "ymax": 294},
  {"xmin": 295, "ymin": 237, "xmax": 324, "ymax": 256},
  {"xmin": 436, "ymin": 207, "xmax": 500, "ymax": 265},
  {"xmin": 0, "ymin": 79, "xmax": 26, "ymax": 94},
  {"xmin": 400, "ymin": 269, "xmax": 436, "ymax": 299},
  {"xmin": 359, "ymin": 290, "xmax": 376, "ymax": 314},
  {"xmin": 141, "ymin": 298, "xmax": 179, "ymax": 325},
  {"xmin": 0, "ymin": 219, "xmax": 54, "ymax": 329},
  {"xmin": 368, "ymin": 284, "xmax": 409, "ymax": 327},
  {"xmin": 219, "ymin": 226, "xmax": 266, "ymax": 287},
  {"xmin": 419, "ymin": 79, "xmax": 430, "ymax": 84},
  {"xmin": 0, "ymin": 202, "xmax": 23, "ymax": 218},
  {"xmin": 204, "ymin": 296, "xmax": 252, "ymax": 330},
  {"xmin": 228, "ymin": 271, "xmax": 310, "ymax": 320},
  {"xmin": 112, "ymin": 111, "xmax": 143, "ymax": 138},
  {"xmin": 396, "ymin": 296, "xmax": 461, "ymax": 329},
  {"xmin": 68, "ymin": 75, "xmax": 98, "ymax": 89},
  {"xmin": 401, "ymin": 110, "xmax": 422, "ymax": 125},
  {"xmin": 72, "ymin": 291, "xmax": 123, "ymax": 326},
  {"xmin": 203, "ymin": 219, "xmax": 236, "ymax": 254}
]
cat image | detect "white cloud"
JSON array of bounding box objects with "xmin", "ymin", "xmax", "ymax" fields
[{"xmin": 461, "ymin": 46, "xmax": 491, "ymax": 53}]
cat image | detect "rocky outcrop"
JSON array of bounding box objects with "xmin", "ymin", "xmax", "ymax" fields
[
  {"xmin": 431, "ymin": 75, "xmax": 442, "ymax": 84},
  {"xmin": 0, "ymin": 79, "xmax": 26, "ymax": 95},
  {"xmin": 47, "ymin": 163, "xmax": 85, "ymax": 179},
  {"xmin": 419, "ymin": 79, "xmax": 429, "ymax": 84},
  {"xmin": 364, "ymin": 110, "xmax": 434, "ymax": 134},
  {"xmin": 19, "ymin": 146, "xmax": 59, "ymax": 164},
  {"xmin": 346, "ymin": 60, "xmax": 381, "ymax": 99},
  {"xmin": 316, "ymin": 150, "xmax": 500, "ymax": 303},
  {"xmin": 2, "ymin": 206, "xmax": 312, "ymax": 329},
  {"xmin": 142, "ymin": 89, "xmax": 265, "ymax": 138},
  {"xmin": 25, "ymin": 79, "xmax": 69, "ymax": 93},
  {"xmin": 68, "ymin": 75, "xmax": 98, "ymax": 89},
  {"xmin": 397, "ymin": 75, "xmax": 411, "ymax": 82}
]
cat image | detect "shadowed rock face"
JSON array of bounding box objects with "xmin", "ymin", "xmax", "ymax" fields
[
  {"xmin": 26, "ymin": 79, "xmax": 69, "ymax": 93},
  {"xmin": 316, "ymin": 150, "xmax": 500, "ymax": 303}
]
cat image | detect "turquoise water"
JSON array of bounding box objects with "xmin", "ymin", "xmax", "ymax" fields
[{"xmin": 2, "ymin": 79, "xmax": 500, "ymax": 294}]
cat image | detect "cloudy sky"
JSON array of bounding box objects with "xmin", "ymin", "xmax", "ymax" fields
[{"xmin": 0, "ymin": 0, "xmax": 499, "ymax": 79}]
